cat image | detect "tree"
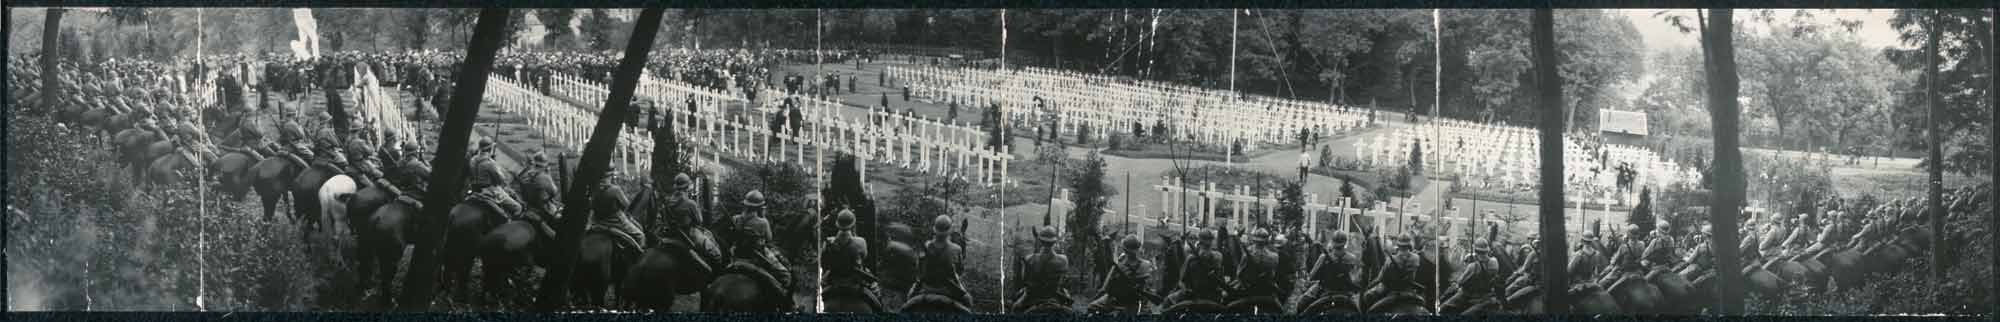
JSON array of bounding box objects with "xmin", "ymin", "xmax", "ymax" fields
[
  {"xmin": 1278, "ymin": 181, "xmax": 1306, "ymax": 229},
  {"xmin": 1529, "ymin": 8, "xmax": 1572, "ymax": 313},
  {"xmin": 528, "ymin": 8, "xmax": 666, "ymax": 311},
  {"xmin": 1922, "ymin": 9, "xmax": 1945, "ymax": 282},
  {"xmin": 41, "ymin": 8, "xmax": 62, "ymax": 116},
  {"xmin": 535, "ymin": 9, "xmax": 579, "ymax": 49},
  {"xmin": 580, "ymin": 9, "xmax": 620, "ymax": 52},
  {"xmin": 1698, "ymin": 8, "xmax": 1749, "ymax": 315},
  {"xmin": 1067, "ymin": 150, "xmax": 1111, "ymax": 264},
  {"xmin": 1886, "ymin": 9, "xmax": 1994, "ymax": 175},
  {"xmin": 398, "ymin": 8, "xmax": 514, "ymax": 311}
]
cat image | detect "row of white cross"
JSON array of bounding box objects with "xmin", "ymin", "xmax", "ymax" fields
[
  {"xmin": 1145, "ymin": 176, "xmax": 1626, "ymax": 245},
  {"xmin": 1359, "ymin": 119, "xmax": 1699, "ymax": 204},
  {"xmin": 543, "ymin": 72, "xmax": 1022, "ymax": 188},
  {"xmin": 485, "ymin": 75, "xmax": 664, "ymax": 178},
  {"xmin": 888, "ymin": 65, "xmax": 1375, "ymax": 152}
]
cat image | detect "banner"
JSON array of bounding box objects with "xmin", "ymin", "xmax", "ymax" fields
[
  {"xmin": 292, "ymin": 9, "xmax": 321, "ymax": 59},
  {"xmin": 290, "ymin": 40, "xmax": 311, "ymax": 60}
]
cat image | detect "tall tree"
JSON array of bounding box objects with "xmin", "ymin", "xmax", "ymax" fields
[
  {"xmin": 1701, "ymin": 8, "xmax": 1748, "ymax": 315},
  {"xmin": 41, "ymin": 8, "xmax": 61, "ymax": 116},
  {"xmin": 1887, "ymin": 9, "xmax": 1995, "ymax": 175},
  {"xmin": 1923, "ymin": 9, "xmax": 1945, "ymax": 282},
  {"xmin": 396, "ymin": 8, "xmax": 512, "ymax": 311},
  {"xmin": 1530, "ymin": 8, "xmax": 1570, "ymax": 314},
  {"xmin": 534, "ymin": 8, "xmax": 666, "ymax": 311}
]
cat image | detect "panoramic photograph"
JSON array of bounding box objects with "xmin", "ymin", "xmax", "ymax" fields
[{"xmin": 5, "ymin": 6, "xmax": 1995, "ymax": 316}]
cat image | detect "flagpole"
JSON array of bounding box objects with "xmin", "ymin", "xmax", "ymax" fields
[
  {"xmin": 1230, "ymin": 9, "xmax": 1238, "ymax": 94},
  {"xmin": 1000, "ymin": 9, "xmax": 1008, "ymax": 71}
]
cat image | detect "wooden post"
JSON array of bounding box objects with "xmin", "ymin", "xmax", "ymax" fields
[{"xmin": 1530, "ymin": 8, "xmax": 1570, "ymax": 314}]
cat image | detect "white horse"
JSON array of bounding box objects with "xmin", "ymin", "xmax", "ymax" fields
[{"xmin": 317, "ymin": 174, "xmax": 359, "ymax": 248}]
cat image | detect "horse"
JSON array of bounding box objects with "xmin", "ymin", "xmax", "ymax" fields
[
  {"xmin": 355, "ymin": 196, "xmax": 423, "ymax": 308},
  {"xmin": 475, "ymin": 218, "xmax": 556, "ymax": 307},
  {"xmin": 292, "ymin": 163, "xmax": 345, "ymax": 241},
  {"xmin": 250, "ymin": 152, "xmax": 310, "ymax": 222},
  {"xmin": 1297, "ymin": 292, "xmax": 1362, "ymax": 314},
  {"xmin": 315, "ymin": 175, "xmax": 359, "ymax": 245},
  {"xmin": 700, "ymin": 261, "xmax": 795, "ymax": 312},
  {"xmin": 439, "ymin": 198, "xmax": 513, "ymax": 304},
  {"xmin": 819, "ymin": 282, "xmax": 885, "ymax": 313},
  {"xmin": 567, "ymin": 230, "xmax": 635, "ymax": 309}
]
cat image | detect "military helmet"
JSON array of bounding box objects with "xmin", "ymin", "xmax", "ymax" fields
[
  {"xmin": 528, "ymin": 152, "xmax": 551, "ymax": 167},
  {"xmin": 1249, "ymin": 229, "xmax": 1271, "ymax": 244},
  {"xmin": 1035, "ymin": 225, "xmax": 1059, "ymax": 243},
  {"xmin": 1121, "ymin": 235, "xmax": 1142, "ymax": 250},
  {"xmin": 834, "ymin": 209, "xmax": 857, "ymax": 229},
  {"xmin": 927, "ymin": 215, "xmax": 957, "ymax": 237},
  {"xmin": 1393, "ymin": 235, "xmax": 1412, "ymax": 249},
  {"xmin": 1196, "ymin": 229, "xmax": 1215, "ymax": 242},
  {"xmin": 742, "ymin": 190, "xmax": 766, "ymax": 208},
  {"xmin": 672, "ymin": 173, "xmax": 694, "ymax": 191}
]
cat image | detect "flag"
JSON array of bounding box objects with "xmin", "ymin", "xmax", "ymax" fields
[{"xmin": 292, "ymin": 9, "xmax": 321, "ymax": 59}]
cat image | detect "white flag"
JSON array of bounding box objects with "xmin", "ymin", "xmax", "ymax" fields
[{"xmin": 292, "ymin": 9, "xmax": 321, "ymax": 59}]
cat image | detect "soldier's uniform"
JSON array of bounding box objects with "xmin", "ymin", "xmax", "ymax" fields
[
  {"xmin": 1174, "ymin": 230, "xmax": 1229, "ymax": 304},
  {"xmin": 733, "ymin": 215, "xmax": 796, "ymax": 307},
  {"xmin": 1365, "ymin": 236, "xmax": 1426, "ymax": 311},
  {"xmin": 821, "ymin": 209, "xmax": 881, "ymax": 311},
  {"xmin": 588, "ymin": 172, "xmax": 647, "ymax": 255},
  {"xmin": 465, "ymin": 140, "xmax": 524, "ymax": 217},
  {"xmin": 1299, "ymin": 232, "xmax": 1361, "ymax": 311},
  {"xmin": 1441, "ymin": 243, "xmax": 1501, "ymax": 313},
  {"xmin": 913, "ymin": 215, "xmax": 972, "ymax": 306},
  {"xmin": 1089, "ymin": 235, "xmax": 1159, "ymax": 313},
  {"xmin": 650, "ymin": 174, "xmax": 724, "ymax": 276},
  {"xmin": 725, "ymin": 191, "xmax": 771, "ymax": 257},
  {"xmin": 1230, "ymin": 230, "xmax": 1283, "ymax": 304},
  {"xmin": 1011, "ymin": 225, "xmax": 1069, "ymax": 312},
  {"xmin": 515, "ymin": 153, "xmax": 562, "ymax": 238}
]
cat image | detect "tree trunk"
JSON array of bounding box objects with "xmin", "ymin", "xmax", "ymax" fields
[
  {"xmin": 1700, "ymin": 8, "xmax": 1747, "ymax": 315},
  {"xmin": 395, "ymin": 9, "xmax": 513, "ymax": 311},
  {"xmin": 533, "ymin": 8, "xmax": 667, "ymax": 311},
  {"xmin": 1924, "ymin": 9, "xmax": 1945, "ymax": 281},
  {"xmin": 42, "ymin": 8, "xmax": 63, "ymax": 114},
  {"xmin": 1529, "ymin": 9, "xmax": 1570, "ymax": 314},
  {"xmin": 1984, "ymin": 8, "xmax": 2000, "ymax": 316},
  {"xmin": 1989, "ymin": 8, "xmax": 1998, "ymax": 315}
]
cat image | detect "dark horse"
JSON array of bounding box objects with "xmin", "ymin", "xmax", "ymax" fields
[{"xmin": 700, "ymin": 260, "xmax": 796, "ymax": 312}]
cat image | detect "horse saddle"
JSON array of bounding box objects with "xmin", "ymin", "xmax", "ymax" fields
[{"xmin": 588, "ymin": 225, "xmax": 645, "ymax": 256}]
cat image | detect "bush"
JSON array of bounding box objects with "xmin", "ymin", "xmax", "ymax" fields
[{"xmin": 1107, "ymin": 133, "xmax": 1124, "ymax": 151}]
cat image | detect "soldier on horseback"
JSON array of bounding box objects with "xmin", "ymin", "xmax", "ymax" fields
[
  {"xmin": 821, "ymin": 209, "xmax": 882, "ymax": 311},
  {"xmin": 1299, "ymin": 231, "xmax": 1361, "ymax": 311},
  {"xmin": 725, "ymin": 190, "xmax": 771, "ymax": 256},
  {"xmin": 1441, "ymin": 238, "xmax": 1501, "ymax": 313},
  {"xmin": 732, "ymin": 215, "xmax": 797, "ymax": 310},
  {"xmin": 1228, "ymin": 229, "xmax": 1283, "ymax": 311},
  {"xmin": 513, "ymin": 153, "xmax": 562, "ymax": 240},
  {"xmin": 1011, "ymin": 224, "xmax": 1070, "ymax": 312},
  {"xmin": 465, "ymin": 140, "xmax": 524, "ymax": 217},
  {"xmin": 345, "ymin": 122, "xmax": 395, "ymax": 193},
  {"xmin": 1365, "ymin": 235, "xmax": 1426, "ymax": 311},
  {"xmin": 1172, "ymin": 229, "xmax": 1228, "ymax": 305},
  {"xmin": 587, "ymin": 170, "xmax": 647, "ymax": 255},
  {"xmin": 649, "ymin": 173, "xmax": 724, "ymax": 276},
  {"xmin": 1088, "ymin": 234, "xmax": 1159, "ymax": 313}
]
